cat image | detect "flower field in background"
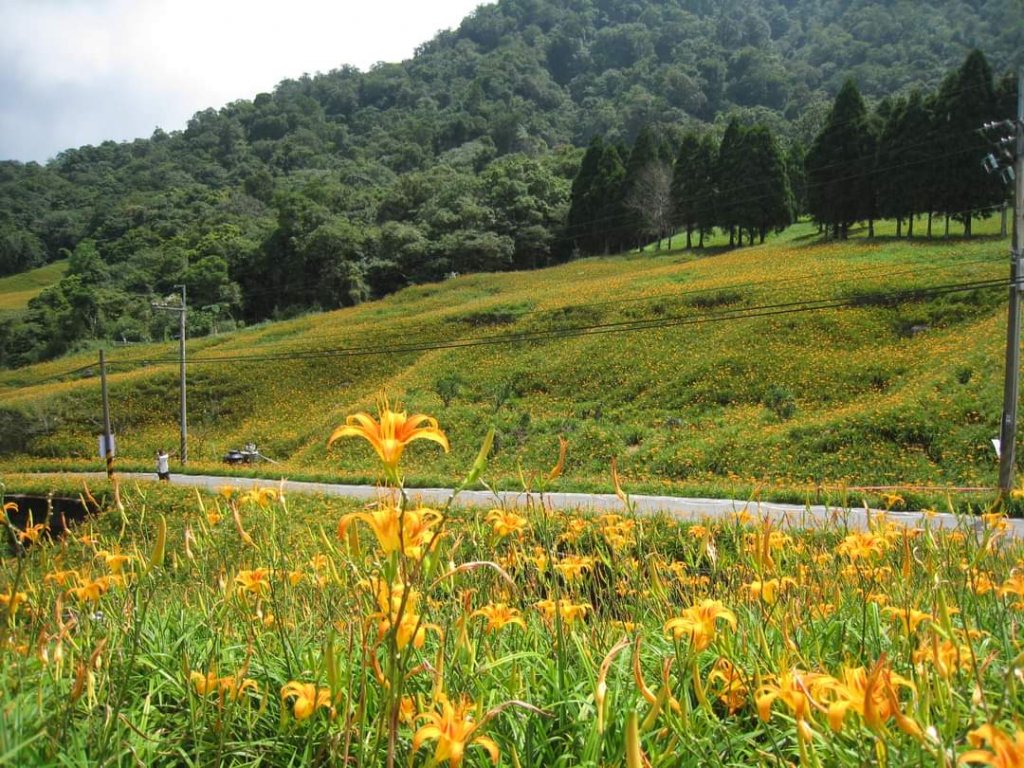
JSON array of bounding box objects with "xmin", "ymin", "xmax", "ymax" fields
[
  {"xmin": 0, "ymin": 224, "xmax": 1014, "ymax": 506},
  {"xmin": 3, "ymin": 400, "xmax": 1024, "ymax": 766}
]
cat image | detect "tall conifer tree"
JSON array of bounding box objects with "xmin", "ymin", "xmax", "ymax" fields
[
  {"xmin": 805, "ymin": 80, "xmax": 874, "ymax": 239},
  {"xmin": 716, "ymin": 119, "xmax": 747, "ymax": 246},
  {"xmin": 744, "ymin": 126, "xmax": 794, "ymax": 243},
  {"xmin": 933, "ymin": 49, "xmax": 1003, "ymax": 236}
]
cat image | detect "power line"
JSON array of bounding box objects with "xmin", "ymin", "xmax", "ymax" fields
[
  {"xmin": 4, "ymin": 253, "xmax": 1005, "ymax": 388},
  {"xmin": 90, "ymin": 276, "xmax": 1008, "ymax": 372}
]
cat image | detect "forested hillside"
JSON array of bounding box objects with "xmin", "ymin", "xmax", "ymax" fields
[{"xmin": 0, "ymin": 0, "xmax": 1020, "ymax": 368}]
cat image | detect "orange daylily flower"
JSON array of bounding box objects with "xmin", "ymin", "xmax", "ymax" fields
[
  {"xmin": 826, "ymin": 659, "xmax": 921, "ymax": 738},
  {"xmin": 913, "ymin": 634, "xmax": 972, "ymax": 679},
  {"xmin": 883, "ymin": 606, "xmax": 934, "ymax": 634},
  {"xmin": 959, "ymin": 723, "xmax": 1024, "ymax": 766},
  {"xmin": 44, "ymin": 569, "xmax": 80, "ymax": 587},
  {"xmin": 484, "ymin": 509, "xmax": 529, "ymax": 539},
  {"xmin": 756, "ymin": 668, "xmax": 836, "ymax": 741},
  {"xmin": 18, "ymin": 522, "xmax": 47, "ymax": 544},
  {"xmin": 0, "ymin": 589, "xmax": 28, "ymax": 616},
  {"xmin": 998, "ymin": 574, "xmax": 1024, "ymax": 608},
  {"xmin": 239, "ymin": 487, "xmax": 277, "ymax": 507},
  {"xmin": 338, "ymin": 505, "xmax": 442, "ymax": 559},
  {"xmin": 69, "ymin": 574, "xmax": 120, "ymax": 603},
  {"xmin": 190, "ymin": 669, "xmax": 258, "ymax": 701},
  {"xmin": 412, "ymin": 693, "xmax": 500, "ymax": 767},
  {"xmin": 743, "ymin": 577, "xmax": 798, "ymax": 605},
  {"xmin": 234, "ymin": 568, "xmax": 272, "ymax": 597},
  {"xmin": 96, "ymin": 550, "xmax": 133, "ymax": 574},
  {"xmin": 471, "ymin": 603, "xmax": 526, "ymax": 633},
  {"xmin": 535, "ymin": 599, "xmax": 590, "ymax": 627},
  {"xmin": 553, "ymin": 555, "xmax": 595, "ymax": 583},
  {"xmin": 366, "ymin": 579, "xmax": 442, "ymax": 650},
  {"xmin": 328, "ymin": 394, "xmax": 449, "ymax": 478},
  {"xmin": 837, "ymin": 531, "xmax": 889, "ymax": 561},
  {"xmin": 664, "ymin": 599, "xmax": 737, "ymax": 651},
  {"xmin": 281, "ymin": 681, "xmax": 334, "ymax": 720},
  {"xmin": 708, "ymin": 658, "xmax": 749, "ymax": 714}
]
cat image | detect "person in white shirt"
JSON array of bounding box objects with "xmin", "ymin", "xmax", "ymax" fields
[{"xmin": 156, "ymin": 449, "xmax": 170, "ymax": 481}]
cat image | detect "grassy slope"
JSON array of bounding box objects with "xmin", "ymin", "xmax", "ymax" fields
[
  {"xmin": 0, "ymin": 260, "xmax": 67, "ymax": 314},
  {"xmin": 0, "ymin": 222, "xmax": 1014, "ymax": 500}
]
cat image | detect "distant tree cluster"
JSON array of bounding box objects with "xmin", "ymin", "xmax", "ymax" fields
[
  {"xmin": 568, "ymin": 48, "xmax": 1013, "ymax": 255},
  {"xmin": 806, "ymin": 50, "xmax": 1012, "ymax": 240},
  {"xmin": 567, "ymin": 119, "xmax": 793, "ymax": 256}
]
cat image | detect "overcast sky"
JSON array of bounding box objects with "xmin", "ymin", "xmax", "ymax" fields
[{"xmin": 0, "ymin": 0, "xmax": 489, "ymax": 164}]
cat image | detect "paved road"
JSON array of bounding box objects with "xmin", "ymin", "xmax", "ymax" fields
[{"xmin": 56, "ymin": 471, "xmax": 1024, "ymax": 536}]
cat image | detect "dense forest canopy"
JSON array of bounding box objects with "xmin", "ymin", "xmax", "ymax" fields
[{"xmin": 0, "ymin": 0, "xmax": 1020, "ymax": 367}]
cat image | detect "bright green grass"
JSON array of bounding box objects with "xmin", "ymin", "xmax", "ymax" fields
[
  {"xmin": 0, "ymin": 260, "xmax": 67, "ymax": 314},
  {"xmin": 0, "ymin": 227, "xmax": 1016, "ymax": 505}
]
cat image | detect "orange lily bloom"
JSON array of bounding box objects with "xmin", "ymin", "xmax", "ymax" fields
[
  {"xmin": 18, "ymin": 522, "xmax": 47, "ymax": 544},
  {"xmin": 664, "ymin": 599, "xmax": 737, "ymax": 651},
  {"xmin": 553, "ymin": 555, "xmax": 595, "ymax": 583},
  {"xmin": 281, "ymin": 681, "xmax": 334, "ymax": 720},
  {"xmin": 535, "ymin": 599, "xmax": 590, "ymax": 627},
  {"xmin": 743, "ymin": 577, "xmax": 798, "ymax": 605},
  {"xmin": 96, "ymin": 550, "xmax": 133, "ymax": 574},
  {"xmin": 69, "ymin": 574, "xmax": 118, "ymax": 603},
  {"xmin": 328, "ymin": 395, "xmax": 449, "ymax": 478},
  {"xmin": 412, "ymin": 693, "xmax": 499, "ymax": 767},
  {"xmin": 960, "ymin": 723, "xmax": 1024, "ymax": 766},
  {"xmin": 44, "ymin": 569, "xmax": 80, "ymax": 587},
  {"xmin": 913, "ymin": 634, "xmax": 972, "ymax": 679},
  {"xmin": 837, "ymin": 531, "xmax": 888, "ymax": 561},
  {"xmin": 708, "ymin": 658, "xmax": 749, "ymax": 714},
  {"xmin": 883, "ymin": 606, "xmax": 934, "ymax": 635},
  {"xmin": 0, "ymin": 590, "xmax": 28, "ymax": 616},
  {"xmin": 484, "ymin": 509, "xmax": 530, "ymax": 539},
  {"xmin": 826, "ymin": 659, "xmax": 921, "ymax": 738},
  {"xmin": 191, "ymin": 669, "xmax": 258, "ymax": 701},
  {"xmin": 471, "ymin": 603, "xmax": 526, "ymax": 633},
  {"xmin": 756, "ymin": 668, "xmax": 836, "ymax": 740},
  {"xmin": 239, "ymin": 487, "xmax": 277, "ymax": 507},
  {"xmin": 997, "ymin": 574, "xmax": 1024, "ymax": 608},
  {"xmin": 234, "ymin": 568, "xmax": 272, "ymax": 597},
  {"xmin": 366, "ymin": 579, "xmax": 442, "ymax": 649},
  {"xmin": 338, "ymin": 506, "xmax": 442, "ymax": 559}
]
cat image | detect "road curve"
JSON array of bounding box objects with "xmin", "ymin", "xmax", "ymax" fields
[{"xmin": 46, "ymin": 471, "xmax": 1024, "ymax": 537}]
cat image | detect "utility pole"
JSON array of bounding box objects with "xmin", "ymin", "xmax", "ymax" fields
[
  {"xmin": 99, "ymin": 349, "xmax": 114, "ymax": 479},
  {"xmin": 990, "ymin": 67, "xmax": 1024, "ymax": 495},
  {"xmin": 152, "ymin": 286, "xmax": 188, "ymax": 465}
]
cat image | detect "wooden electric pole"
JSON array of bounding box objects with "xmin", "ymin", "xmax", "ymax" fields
[
  {"xmin": 997, "ymin": 67, "xmax": 1024, "ymax": 495},
  {"xmin": 152, "ymin": 286, "xmax": 188, "ymax": 466},
  {"xmin": 99, "ymin": 349, "xmax": 114, "ymax": 479}
]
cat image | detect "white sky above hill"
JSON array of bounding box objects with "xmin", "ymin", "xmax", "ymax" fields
[{"xmin": 0, "ymin": 0, "xmax": 489, "ymax": 163}]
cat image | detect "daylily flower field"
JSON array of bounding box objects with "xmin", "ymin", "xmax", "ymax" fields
[{"xmin": 3, "ymin": 400, "xmax": 1024, "ymax": 766}]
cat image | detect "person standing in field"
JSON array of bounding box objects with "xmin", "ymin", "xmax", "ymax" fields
[{"xmin": 156, "ymin": 449, "xmax": 170, "ymax": 482}]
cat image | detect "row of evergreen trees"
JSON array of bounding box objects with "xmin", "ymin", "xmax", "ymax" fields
[
  {"xmin": 567, "ymin": 118, "xmax": 794, "ymax": 256},
  {"xmin": 568, "ymin": 49, "xmax": 1014, "ymax": 255},
  {"xmin": 808, "ymin": 49, "xmax": 1011, "ymax": 239}
]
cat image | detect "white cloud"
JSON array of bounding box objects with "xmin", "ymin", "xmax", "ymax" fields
[{"xmin": 0, "ymin": 0, "xmax": 488, "ymax": 162}]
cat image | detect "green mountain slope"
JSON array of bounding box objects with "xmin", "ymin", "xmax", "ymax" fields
[
  {"xmin": 0, "ymin": 0, "xmax": 1019, "ymax": 369},
  {"xmin": 0, "ymin": 224, "xmax": 1013, "ymax": 498}
]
